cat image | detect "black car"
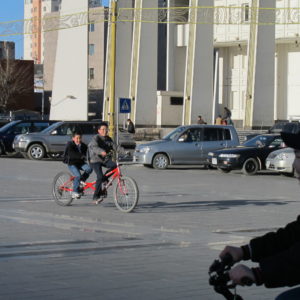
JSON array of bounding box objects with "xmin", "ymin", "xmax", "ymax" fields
[
  {"xmin": 0, "ymin": 120, "xmax": 56, "ymax": 155},
  {"xmin": 208, "ymin": 134, "xmax": 284, "ymax": 175}
]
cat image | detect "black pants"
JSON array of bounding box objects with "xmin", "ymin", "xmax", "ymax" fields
[{"xmin": 90, "ymin": 160, "xmax": 117, "ymax": 200}]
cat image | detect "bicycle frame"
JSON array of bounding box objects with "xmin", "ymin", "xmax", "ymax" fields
[{"xmin": 61, "ymin": 163, "xmax": 123, "ymax": 194}]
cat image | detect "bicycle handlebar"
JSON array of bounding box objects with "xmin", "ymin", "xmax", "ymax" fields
[{"xmin": 209, "ymin": 253, "xmax": 253, "ymax": 300}]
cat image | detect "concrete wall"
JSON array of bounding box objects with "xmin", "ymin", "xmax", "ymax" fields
[
  {"xmin": 157, "ymin": 91, "xmax": 183, "ymax": 126},
  {"xmin": 50, "ymin": 0, "xmax": 88, "ymax": 121},
  {"xmin": 252, "ymin": 0, "xmax": 275, "ymax": 127},
  {"xmin": 189, "ymin": 0, "xmax": 214, "ymax": 124},
  {"xmin": 135, "ymin": 0, "xmax": 159, "ymax": 126}
]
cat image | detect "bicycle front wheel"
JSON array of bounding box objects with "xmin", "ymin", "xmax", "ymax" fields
[
  {"xmin": 114, "ymin": 176, "xmax": 139, "ymax": 212},
  {"xmin": 52, "ymin": 172, "xmax": 74, "ymax": 206}
]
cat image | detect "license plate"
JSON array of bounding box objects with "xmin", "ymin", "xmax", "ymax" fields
[{"xmin": 212, "ymin": 158, "xmax": 217, "ymax": 165}]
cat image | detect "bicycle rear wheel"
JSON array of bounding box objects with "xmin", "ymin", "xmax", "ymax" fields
[
  {"xmin": 52, "ymin": 172, "xmax": 74, "ymax": 206},
  {"xmin": 114, "ymin": 176, "xmax": 139, "ymax": 212}
]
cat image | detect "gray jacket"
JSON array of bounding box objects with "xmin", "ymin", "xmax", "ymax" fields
[{"xmin": 88, "ymin": 134, "xmax": 114, "ymax": 163}]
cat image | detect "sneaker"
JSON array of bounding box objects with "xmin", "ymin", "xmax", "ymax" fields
[
  {"xmin": 72, "ymin": 192, "xmax": 81, "ymax": 199},
  {"xmin": 79, "ymin": 181, "xmax": 86, "ymax": 188},
  {"xmin": 92, "ymin": 197, "xmax": 104, "ymax": 205}
]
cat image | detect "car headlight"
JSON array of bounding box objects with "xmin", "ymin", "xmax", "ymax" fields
[
  {"xmin": 219, "ymin": 154, "xmax": 240, "ymax": 158},
  {"xmin": 139, "ymin": 146, "xmax": 151, "ymax": 153},
  {"xmin": 277, "ymin": 153, "xmax": 289, "ymax": 160},
  {"xmin": 208, "ymin": 152, "xmax": 214, "ymax": 156}
]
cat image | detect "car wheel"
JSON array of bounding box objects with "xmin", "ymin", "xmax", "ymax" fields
[
  {"xmin": 152, "ymin": 153, "xmax": 169, "ymax": 170},
  {"xmin": 28, "ymin": 144, "xmax": 45, "ymax": 160},
  {"xmin": 218, "ymin": 168, "xmax": 231, "ymax": 173},
  {"xmin": 242, "ymin": 158, "xmax": 259, "ymax": 175}
]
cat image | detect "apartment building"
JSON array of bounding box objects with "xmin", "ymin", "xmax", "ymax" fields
[{"xmin": 24, "ymin": 0, "xmax": 62, "ymax": 63}]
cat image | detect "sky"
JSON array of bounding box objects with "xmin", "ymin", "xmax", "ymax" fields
[
  {"xmin": 0, "ymin": 0, "xmax": 24, "ymax": 58},
  {"xmin": 0, "ymin": 0, "xmax": 109, "ymax": 59}
]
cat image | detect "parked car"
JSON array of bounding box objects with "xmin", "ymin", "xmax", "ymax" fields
[
  {"xmin": 133, "ymin": 125, "xmax": 240, "ymax": 169},
  {"xmin": 208, "ymin": 134, "xmax": 284, "ymax": 175},
  {"xmin": 0, "ymin": 120, "xmax": 10, "ymax": 128},
  {"xmin": 268, "ymin": 121, "xmax": 300, "ymax": 133},
  {"xmin": 266, "ymin": 147, "xmax": 296, "ymax": 177},
  {"xmin": 0, "ymin": 120, "xmax": 56, "ymax": 155},
  {"xmin": 13, "ymin": 121, "xmax": 136, "ymax": 160}
]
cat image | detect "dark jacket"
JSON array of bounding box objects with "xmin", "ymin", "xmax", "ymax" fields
[
  {"xmin": 88, "ymin": 134, "xmax": 114, "ymax": 163},
  {"xmin": 249, "ymin": 215, "xmax": 300, "ymax": 288},
  {"xmin": 128, "ymin": 121, "xmax": 135, "ymax": 134},
  {"xmin": 64, "ymin": 141, "xmax": 88, "ymax": 166}
]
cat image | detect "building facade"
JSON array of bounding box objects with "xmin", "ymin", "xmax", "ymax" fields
[
  {"xmin": 24, "ymin": 0, "xmax": 62, "ymax": 64},
  {"xmin": 102, "ymin": 0, "xmax": 300, "ymax": 128},
  {"xmin": 49, "ymin": 0, "xmax": 106, "ymax": 121}
]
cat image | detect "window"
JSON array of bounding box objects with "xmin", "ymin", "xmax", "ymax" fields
[
  {"xmin": 270, "ymin": 138, "xmax": 283, "ymax": 147},
  {"xmin": 43, "ymin": 6, "xmax": 47, "ymax": 11},
  {"xmin": 13, "ymin": 123, "xmax": 31, "ymax": 134},
  {"xmin": 89, "ymin": 23, "xmax": 95, "ymax": 32},
  {"xmin": 242, "ymin": 3, "xmax": 250, "ymax": 23},
  {"xmin": 180, "ymin": 128, "xmax": 201, "ymax": 143},
  {"xmin": 203, "ymin": 128, "xmax": 222, "ymax": 141},
  {"xmin": 79, "ymin": 124, "xmax": 97, "ymax": 134},
  {"xmin": 170, "ymin": 97, "xmax": 183, "ymax": 105},
  {"xmin": 89, "ymin": 44, "xmax": 95, "ymax": 55},
  {"xmin": 31, "ymin": 122, "xmax": 51, "ymax": 132},
  {"xmin": 89, "ymin": 68, "xmax": 95, "ymax": 80},
  {"xmin": 224, "ymin": 129, "xmax": 231, "ymax": 141}
]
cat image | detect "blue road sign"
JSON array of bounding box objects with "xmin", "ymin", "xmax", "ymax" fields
[{"xmin": 119, "ymin": 98, "xmax": 131, "ymax": 113}]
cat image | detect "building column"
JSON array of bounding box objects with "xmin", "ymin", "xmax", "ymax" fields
[
  {"xmin": 245, "ymin": 0, "xmax": 275, "ymax": 128},
  {"xmin": 103, "ymin": 0, "xmax": 134, "ymax": 124},
  {"xmin": 50, "ymin": 0, "xmax": 88, "ymax": 121},
  {"xmin": 183, "ymin": 0, "xmax": 214, "ymax": 125},
  {"xmin": 166, "ymin": 0, "xmax": 176, "ymax": 91},
  {"xmin": 131, "ymin": 0, "xmax": 159, "ymax": 126}
]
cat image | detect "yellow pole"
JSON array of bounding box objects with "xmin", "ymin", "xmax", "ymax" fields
[{"xmin": 108, "ymin": 0, "xmax": 117, "ymax": 137}]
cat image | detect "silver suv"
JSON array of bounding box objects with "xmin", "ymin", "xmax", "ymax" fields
[
  {"xmin": 13, "ymin": 121, "xmax": 136, "ymax": 160},
  {"xmin": 133, "ymin": 125, "xmax": 240, "ymax": 169}
]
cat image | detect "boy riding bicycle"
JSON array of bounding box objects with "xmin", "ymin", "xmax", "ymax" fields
[
  {"xmin": 63, "ymin": 131, "xmax": 92, "ymax": 198},
  {"xmin": 88, "ymin": 122, "xmax": 117, "ymax": 203}
]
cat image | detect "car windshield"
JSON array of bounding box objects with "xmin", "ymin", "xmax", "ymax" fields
[
  {"xmin": 0, "ymin": 121, "xmax": 19, "ymax": 132},
  {"xmin": 243, "ymin": 135, "xmax": 274, "ymax": 147},
  {"xmin": 40, "ymin": 122, "xmax": 61, "ymax": 133},
  {"xmin": 163, "ymin": 127, "xmax": 186, "ymax": 140}
]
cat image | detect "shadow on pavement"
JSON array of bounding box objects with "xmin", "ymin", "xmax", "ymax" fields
[{"xmin": 136, "ymin": 199, "xmax": 292, "ymax": 213}]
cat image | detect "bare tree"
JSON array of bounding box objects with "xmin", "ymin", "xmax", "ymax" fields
[{"xmin": 0, "ymin": 59, "xmax": 33, "ymax": 113}]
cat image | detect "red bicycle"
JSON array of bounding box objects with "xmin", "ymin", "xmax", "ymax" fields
[{"xmin": 52, "ymin": 161, "xmax": 139, "ymax": 213}]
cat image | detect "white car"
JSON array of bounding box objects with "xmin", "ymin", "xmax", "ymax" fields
[{"xmin": 266, "ymin": 147, "xmax": 295, "ymax": 176}]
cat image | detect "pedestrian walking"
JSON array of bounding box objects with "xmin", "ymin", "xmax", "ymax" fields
[
  {"xmin": 127, "ymin": 118, "xmax": 135, "ymax": 134},
  {"xmin": 223, "ymin": 107, "xmax": 233, "ymax": 126},
  {"xmin": 197, "ymin": 115, "xmax": 206, "ymax": 124}
]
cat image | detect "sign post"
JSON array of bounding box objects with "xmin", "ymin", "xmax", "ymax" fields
[{"xmin": 116, "ymin": 98, "xmax": 132, "ymax": 148}]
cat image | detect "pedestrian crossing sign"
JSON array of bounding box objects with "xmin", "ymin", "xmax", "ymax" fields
[{"xmin": 119, "ymin": 98, "xmax": 131, "ymax": 113}]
